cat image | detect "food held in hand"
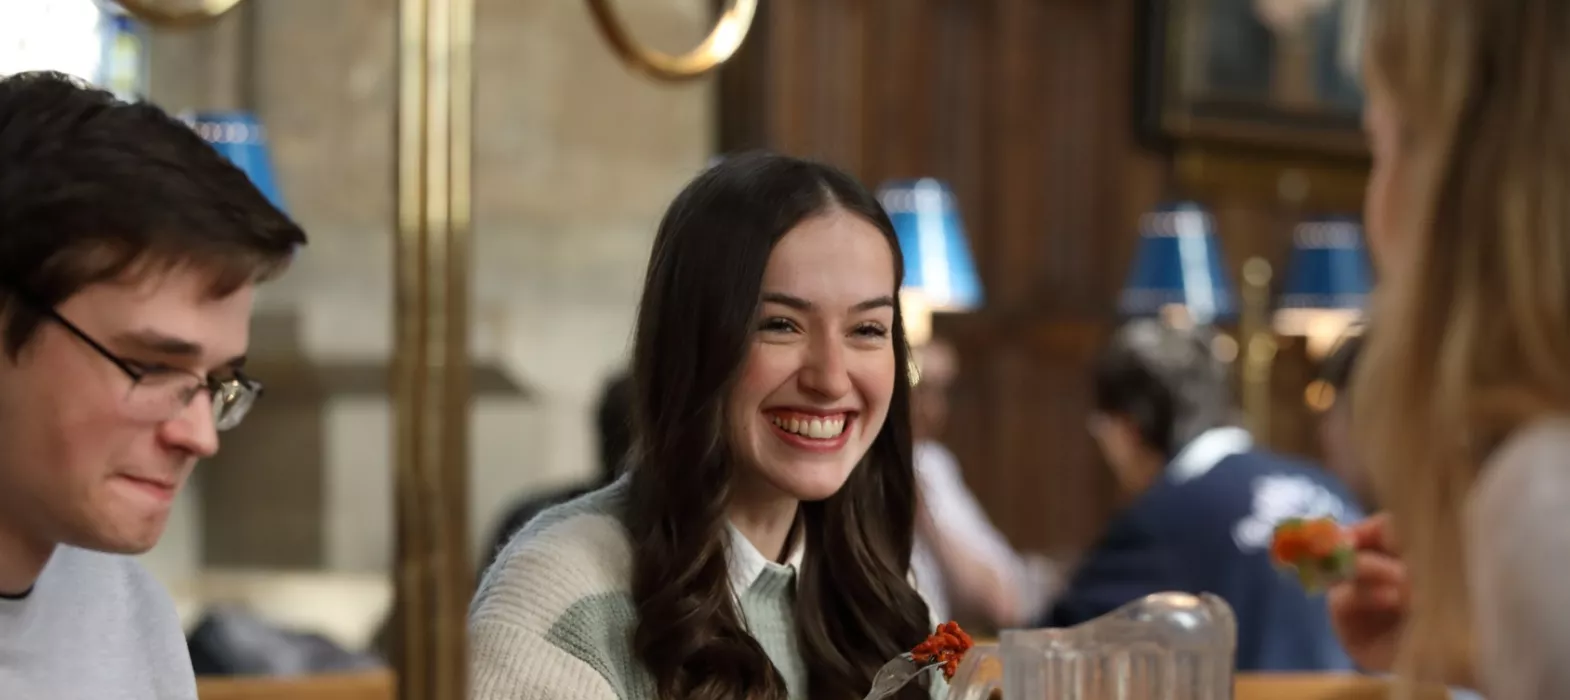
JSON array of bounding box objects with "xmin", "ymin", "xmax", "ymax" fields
[
  {"xmin": 1270, "ymin": 516, "xmax": 1354, "ymax": 592},
  {"xmin": 910, "ymin": 620, "xmax": 973, "ymax": 680}
]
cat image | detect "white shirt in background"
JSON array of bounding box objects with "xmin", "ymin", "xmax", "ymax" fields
[{"xmin": 911, "ymin": 440, "xmax": 1059, "ymax": 625}]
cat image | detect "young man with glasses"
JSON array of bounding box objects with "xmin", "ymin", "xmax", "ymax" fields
[{"xmin": 0, "ymin": 72, "xmax": 307, "ymax": 698}]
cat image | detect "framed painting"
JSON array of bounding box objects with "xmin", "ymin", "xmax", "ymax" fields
[{"xmin": 1138, "ymin": 0, "xmax": 1370, "ymax": 157}]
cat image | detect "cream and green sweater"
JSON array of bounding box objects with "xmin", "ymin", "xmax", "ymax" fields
[{"xmin": 469, "ymin": 480, "xmax": 942, "ymax": 700}]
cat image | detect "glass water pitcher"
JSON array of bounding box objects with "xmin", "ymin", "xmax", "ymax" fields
[{"xmin": 945, "ymin": 592, "xmax": 1236, "ymax": 700}]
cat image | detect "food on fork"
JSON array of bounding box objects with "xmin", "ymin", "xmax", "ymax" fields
[
  {"xmin": 910, "ymin": 621, "xmax": 973, "ymax": 680},
  {"xmin": 1270, "ymin": 516, "xmax": 1354, "ymax": 592}
]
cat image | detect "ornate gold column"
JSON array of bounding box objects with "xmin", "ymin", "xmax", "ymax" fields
[{"xmin": 394, "ymin": 0, "xmax": 474, "ymax": 698}]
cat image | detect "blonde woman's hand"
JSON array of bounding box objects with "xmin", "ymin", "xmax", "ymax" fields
[{"xmin": 1327, "ymin": 513, "xmax": 1410, "ymax": 673}]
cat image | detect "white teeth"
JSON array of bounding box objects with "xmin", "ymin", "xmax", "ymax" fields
[{"xmin": 771, "ymin": 414, "xmax": 846, "ymax": 439}]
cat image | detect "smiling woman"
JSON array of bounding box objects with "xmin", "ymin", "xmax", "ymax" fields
[
  {"xmin": 729, "ymin": 211, "xmax": 900, "ymax": 511},
  {"xmin": 470, "ymin": 151, "xmax": 934, "ymax": 700}
]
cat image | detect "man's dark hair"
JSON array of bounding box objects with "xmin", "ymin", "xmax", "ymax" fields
[
  {"xmin": 0, "ymin": 71, "xmax": 307, "ymax": 355},
  {"xmin": 1092, "ymin": 319, "xmax": 1234, "ymax": 458}
]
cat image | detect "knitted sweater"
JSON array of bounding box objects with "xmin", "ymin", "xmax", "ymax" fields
[
  {"xmin": 0, "ymin": 545, "xmax": 197, "ymax": 700},
  {"xmin": 469, "ymin": 480, "xmax": 941, "ymax": 700}
]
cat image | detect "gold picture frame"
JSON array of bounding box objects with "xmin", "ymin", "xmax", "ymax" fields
[{"xmin": 1137, "ymin": 0, "xmax": 1369, "ymax": 157}]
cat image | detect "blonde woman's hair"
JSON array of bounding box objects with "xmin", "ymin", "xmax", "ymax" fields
[
  {"xmin": 1354, "ymin": 0, "xmax": 1570, "ymax": 690},
  {"xmin": 1354, "ymin": 0, "xmax": 1570, "ymax": 691}
]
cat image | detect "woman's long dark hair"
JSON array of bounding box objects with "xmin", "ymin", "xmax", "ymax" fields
[{"xmin": 627, "ymin": 151, "xmax": 931, "ymax": 700}]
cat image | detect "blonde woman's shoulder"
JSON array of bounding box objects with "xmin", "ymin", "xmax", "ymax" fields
[
  {"xmin": 1467, "ymin": 414, "xmax": 1570, "ymax": 700},
  {"xmin": 1478, "ymin": 415, "xmax": 1570, "ymax": 495},
  {"xmin": 1471, "ymin": 414, "xmax": 1570, "ymax": 538}
]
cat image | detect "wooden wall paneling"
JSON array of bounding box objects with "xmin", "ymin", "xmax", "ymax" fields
[
  {"xmin": 860, "ymin": 0, "xmax": 927, "ymax": 179},
  {"xmin": 716, "ymin": 0, "xmax": 828, "ymax": 158},
  {"xmin": 813, "ymin": 0, "xmax": 869, "ymax": 171},
  {"xmin": 979, "ymin": 0, "xmax": 1044, "ymax": 312},
  {"xmin": 1108, "ymin": 0, "xmax": 1178, "ymax": 309},
  {"xmin": 962, "ymin": 0, "xmax": 1128, "ymax": 554},
  {"xmin": 1174, "ymin": 146, "xmax": 1370, "ymax": 207},
  {"xmin": 934, "ymin": 0, "xmax": 985, "ymax": 220},
  {"xmin": 936, "ymin": 314, "xmax": 1116, "ymax": 554},
  {"xmin": 1271, "ymin": 339, "xmax": 1320, "ymax": 459},
  {"xmin": 715, "ymin": 0, "xmax": 1359, "ymax": 557},
  {"xmin": 982, "ymin": 342, "xmax": 1041, "ymax": 546},
  {"xmin": 1021, "ymin": 321, "xmax": 1120, "ymax": 552},
  {"xmin": 967, "ymin": 0, "xmax": 1162, "ymax": 551},
  {"xmin": 1041, "ymin": 0, "xmax": 1108, "ymax": 317},
  {"xmin": 765, "ymin": 0, "xmax": 810, "ymax": 154},
  {"xmin": 946, "ymin": 0, "xmax": 1061, "ymax": 551},
  {"xmin": 714, "ymin": 1, "xmax": 766, "ymax": 155}
]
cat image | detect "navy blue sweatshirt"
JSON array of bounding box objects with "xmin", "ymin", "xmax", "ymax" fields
[{"xmin": 1042, "ymin": 447, "xmax": 1361, "ymax": 672}]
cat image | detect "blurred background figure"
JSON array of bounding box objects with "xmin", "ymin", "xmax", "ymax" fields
[
  {"xmin": 480, "ymin": 370, "xmax": 634, "ymax": 575},
  {"xmin": 910, "ymin": 338, "xmax": 1061, "ymax": 630},
  {"xmin": 1044, "ymin": 319, "xmax": 1361, "ymax": 672}
]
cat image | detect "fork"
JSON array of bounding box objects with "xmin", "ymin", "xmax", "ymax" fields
[{"xmin": 862, "ymin": 653, "xmax": 944, "ymax": 700}]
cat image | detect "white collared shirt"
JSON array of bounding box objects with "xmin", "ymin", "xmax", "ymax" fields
[
  {"xmin": 727, "ymin": 518, "xmax": 945, "ymax": 640},
  {"xmin": 1168, "ymin": 426, "xmax": 1253, "ymax": 484},
  {"xmin": 725, "ymin": 520, "xmax": 805, "ymax": 596}
]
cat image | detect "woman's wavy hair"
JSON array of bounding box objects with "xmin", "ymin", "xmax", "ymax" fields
[{"xmin": 626, "ymin": 151, "xmax": 931, "ymax": 700}]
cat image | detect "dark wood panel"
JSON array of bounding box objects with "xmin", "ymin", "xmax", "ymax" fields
[{"xmin": 716, "ymin": 0, "xmax": 1371, "ymax": 557}]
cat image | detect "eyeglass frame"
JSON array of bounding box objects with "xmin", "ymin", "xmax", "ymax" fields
[{"xmin": 0, "ymin": 287, "xmax": 263, "ymax": 431}]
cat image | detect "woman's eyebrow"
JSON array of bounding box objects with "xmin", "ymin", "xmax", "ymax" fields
[{"xmin": 760, "ymin": 292, "xmax": 895, "ymax": 312}]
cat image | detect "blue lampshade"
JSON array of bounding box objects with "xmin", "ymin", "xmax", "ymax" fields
[
  {"xmin": 1278, "ymin": 216, "xmax": 1373, "ymax": 310},
  {"xmin": 1274, "ymin": 216, "xmax": 1373, "ymax": 355},
  {"xmin": 876, "ymin": 178, "xmax": 983, "ymax": 311},
  {"xmin": 186, "ymin": 111, "xmax": 287, "ymax": 212},
  {"xmin": 1119, "ymin": 201, "xmax": 1238, "ymax": 324}
]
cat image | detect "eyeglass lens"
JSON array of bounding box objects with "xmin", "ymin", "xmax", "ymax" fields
[{"xmin": 123, "ymin": 376, "xmax": 257, "ymax": 431}]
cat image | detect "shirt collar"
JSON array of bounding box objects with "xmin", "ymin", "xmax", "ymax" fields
[
  {"xmin": 1169, "ymin": 426, "xmax": 1253, "ymax": 483},
  {"xmin": 725, "ymin": 520, "xmax": 805, "ymax": 594}
]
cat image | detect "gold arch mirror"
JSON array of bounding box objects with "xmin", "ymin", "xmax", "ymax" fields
[
  {"xmin": 113, "ymin": 0, "xmax": 247, "ymax": 28},
  {"xmin": 585, "ymin": 0, "xmax": 757, "ymax": 81}
]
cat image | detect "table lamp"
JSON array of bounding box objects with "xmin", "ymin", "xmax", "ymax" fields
[
  {"xmin": 877, "ymin": 178, "xmax": 983, "ymax": 347},
  {"xmin": 1273, "ymin": 216, "xmax": 1372, "ymax": 358},
  {"xmin": 1118, "ymin": 201, "xmax": 1238, "ymax": 327},
  {"xmin": 186, "ymin": 110, "xmax": 287, "ymax": 213}
]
